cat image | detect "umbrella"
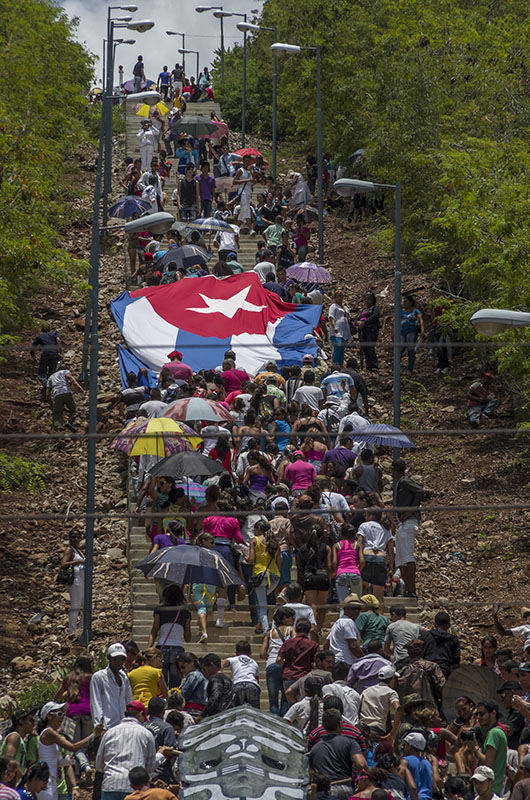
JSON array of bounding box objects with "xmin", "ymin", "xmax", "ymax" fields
[
  {"xmin": 150, "ymin": 451, "xmax": 227, "ymax": 479},
  {"xmin": 348, "ymin": 423, "xmax": 415, "ymax": 449},
  {"xmin": 286, "ymin": 262, "xmax": 332, "ymax": 284},
  {"xmin": 188, "ymin": 217, "xmax": 235, "ymax": 234},
  {"xmin": 135, "ymin": 544, "xmax": 242, "ymax": 587},
  {"xmin": 110, "ymin": 418, "xmax": 202, "ymax": 458},
  {"xmin": 135, "ymin": 101, "xmax": 170, "ymax": 118},
  {"xmin": 299, "ymin": 205, "xmax": 319, "ymax": 224},
  {"xmin": 170, "ymin": 221, "xmax": 194, "ymax": 238},
  {"xmin": 162, "ymin": 397, "xmax": 234, "ymax": 423},
  {"xmin": 442, "ymin": 665, "xmax": 506, "ymax": 722},
  {"xmin": 173, "ymin": 115, "xmax": 218, "ymax": 136},
  {"xmin": 175, "ymin": 481, "xmax": 207, "ymax": 501},
  {"xmin": 197, "ymin": 120, "xmax": 229, "ymax": 140},
  {"xmin": 108, "ymin": 196, "xmax": 152, "ymax": 219},
  {"xmin": 122, "ymin": 78, "xmax": 156, "ymax": 93},
  {"xmin": 233, "ymin": 147, "xmax": 268, "ymax": 165},
  {"xmin": 348, "ymin": 148, "xmax": 365, "ymax": 164},
  {"xmin": 159, "ymin": 244, "xmax": 212, "ymax": 271}
]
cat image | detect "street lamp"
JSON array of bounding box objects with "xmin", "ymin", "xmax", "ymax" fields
[
  {"xmin": 179, "ymin": 49, "xmax": 200, "ymax": 83},
  {"xmin": 102, "ymin": 38, "xmax": 135, "ymax": 91},
  {"xmin": 215, "ymin": 11, "xmax": 247, "ymax": 144},
  {"xmin": 238, "ymin": 22, "xmax": 277, "ymax": 179},
  {"xmin": 334, "ymin": 177, "xmax": 401, "ymax": 445},
  {"xmin": 102, "ymin": 13, "xmax": 155, "ymax": 229},
  {"xmin": 166, "ymin": 31, "xmax": 186, "ymax": 72},
  {"xmin": 195, "ymin": 6, "xmax": 224, "ymax": 83},
  {"xmin": 272, "ymin": 42, "xmax": 323, "ymax": 263},
  {"xmin": 470, "ymin": 309, "xmax": 530, "ymax": 336}
]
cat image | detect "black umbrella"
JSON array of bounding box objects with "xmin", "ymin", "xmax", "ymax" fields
[
  {"xmin": 173, "ymin": 115, "xmax": 218, "ymax": 136},
  {"xmin": 159, "ymin": 244, "xmax": 212, "ymax": 271},
  {"xmin": 135, "ymin": 544, "xmax": 241, "ymax": 586},
  {"xmin": 150, "ymin": 450, "xmax": 227, "ymax": 479}
]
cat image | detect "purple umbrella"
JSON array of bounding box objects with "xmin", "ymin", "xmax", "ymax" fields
[
  {"xmin": 286, "ymin": 262, "xmax": 332, "ymax": 284},
  {"xmin": 122, "ymin": 78, "xmax": 156, "ymax": 93},
  {"xmin": 108, "ymin": 196, "xmax": 152, "ymax": 219},
  {"xmin": 349, "ymin": 423, "xmax": 415, "ymax": 449}
]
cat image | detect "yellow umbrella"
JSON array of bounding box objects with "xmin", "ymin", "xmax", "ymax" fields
[
  {"xmin": 110, "ymin": 417, "xmax": 203, "ymax": 458},
  {"xmin": 135, "ymin": 101, "xmax": 170, "ymax": 118}
]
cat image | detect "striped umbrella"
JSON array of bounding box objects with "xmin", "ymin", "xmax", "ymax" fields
[
  {"xmin": 175, "ymin": 481, "xmax": 207, "ymax": 502},
  {"xmin": 135, "ymin": 544, "xmax": 242, "ymax": 587},
  {"xmin": 188, "ymin": 217, "xmax": 235, "ymax": 233},
  {"xmin": 349, "ymin": 423, "xmax": 415, "ymax": 449},
  {"xmin": 162, "ymin": 397, "xmax": 233, "ymax": 423},
  {"xmin": 110, "ymin": 417, "xmax": 203, "ymax": 458}
]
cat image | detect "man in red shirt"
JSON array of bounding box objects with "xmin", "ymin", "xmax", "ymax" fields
[
  {"xmin": 276, "ymin": 618, "xmax": 319, "ymax": 691},
  {"xmin": 160, "ymin": 350, "xmax": 193, "ymax": 382},
  {"xmin": 221, "ymin": 358, "xmax": 249, "ymax": 393}
]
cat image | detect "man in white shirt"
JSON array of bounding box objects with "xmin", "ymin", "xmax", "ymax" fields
[
  {"xmin": 293, "ymin": 370, "xmax": 324, "ymax": 412},
  {"xmin": 322, "ymin": 661, "xmax": 361, "ymax": 725},
  {"xmin": 46, "ymin": 365, "xmax": 84, "ymax": 431},
  {"xmin": 493, "ymin": 605, "xmax": 530, "ymax": 654},
  {"xmin": 338, "ymin": 406, "xmax": 371, "ymax": 434},
  {"xmin": 326, "ymin": 594, "xmax": 365, "ymax": 665},
  {"xmin": 253, "ymin": 261, "xmax": 277, "ymax": 283},
  {"xmin": 138, "ymin": 388, "xmax": 168, "ymax": 419},
  {"xmin": 90, "ymin": 643, "xmax": 133, "ymax": 729},
  {"xmin": 359, "ymin": 664, "xmax": 400, "ymax": 736},
  {"xmin": 214, "ymin": 224, "xmax": 240, "ymax": 261},
  {"xmin": 137, "ymin": 163, "xmax": 163, "ymax": 206},
  {"xmin": 383, "ymin": 605, "xmax": 423, "ymax": 667},
  {"xmin": 95, "ymin": 700, "xmax": 156, "ymax": 800},
  {"xmin": 221, "ymin": 640, "xmax": 260, "ymax": 708}
]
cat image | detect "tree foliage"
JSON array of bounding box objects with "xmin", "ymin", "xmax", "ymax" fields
[
  {"xmin": 213, "ymin": 0, "xmax": 530, "ymax": 410},
  {"xmin": 0, "ymin": 0, "xmax": 95, "ymax": 333}
]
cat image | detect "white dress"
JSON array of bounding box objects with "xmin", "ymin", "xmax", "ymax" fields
[
  {"xmin": 38, "ymin": 729, "xmax": 59, "ymax": 800},
  {"xmin": 137, "ymin": 124, "xmax": 159, "ymax": 172},
  {"xmin": 289, "ymin": 172, "xmax": 312, "ymax": 211},
  {"xmin": 68, "ymin": 546, "xmax": 85, "ymax": 634},
  {"xmin": 236, "ymin": 168, "xmax": 252, "ymax": 222}
]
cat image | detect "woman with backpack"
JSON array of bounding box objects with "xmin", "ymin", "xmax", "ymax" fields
[{"xmin": 296, "ymin": 522, "xmax": 332, "ymax": 632}]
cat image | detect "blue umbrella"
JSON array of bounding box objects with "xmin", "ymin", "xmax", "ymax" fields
[
  {"xmin": 108, "ymin": 196, "xmax": 152, "ymax": 219},
  {"xmin": 189, "ymin": 217, "xmax": 235, "ymax": 233},
  {"xmin": 350, "ymin": 423, "xmax": 415, "ymax": 449}
]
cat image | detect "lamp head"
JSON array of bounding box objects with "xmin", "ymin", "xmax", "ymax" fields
[
  {"xmin": 270, "ymin": 42, "xmax": 301, "ymax": 55},
  {"xmin": 119, "ymin": 5, "xmax": 138, "ymax": 10},
  {"xmin": 195, "ymin": 5, "xmax": 213, "ymax": 10},
  {"xmin": 127, "ymin": 19, "xmax": 155, "ymax": 32},
  {"xmin": 126, "ymin": 90, "xmax": 162, "ymax": 105},
  {"xmin": 121, "ymin": 39, "xmax": 136, "ymax": 44},
  {"xmin": 115, "ymin": 15, "xmax": 132, "ymax": 21},
  {"xmin": 213, "ymin": 10, "xmax": 232, "ymax": 17},
  {"xmin": 237, "ymin": 22, "xmax": 260, "ymax": 32},
  {"xmin": 470, "ymin": 309, "xmax": 530, "ymax": 336},
  {"xmin": 333, "ymin": 178, "xmax": 376, "ymax": 196}
]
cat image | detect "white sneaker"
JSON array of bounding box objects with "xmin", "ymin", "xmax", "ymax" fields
[
  {"xmin": 215, "ymin": 620, "xmax": 226, "ymax": 627},
  {"xmin": 249, "ymin": 229, "xmax": 256, "ymax": 236},
  {"xmin": 199, "ymin": 633, "xmax": 208, "ymax": 643}
]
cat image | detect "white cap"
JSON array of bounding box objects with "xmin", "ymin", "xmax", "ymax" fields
[
  {"xmin": 39, "ymin": 701, "xmax": 65, "ymax": 721},
  {"xmin": 378, "ymin": 664, "xmax": 397, "ymax": 681},
  {"xmin": 404, "ymin": 732, "xmax": 426, "ymax": 751},
  {"xmin": 472, "ymin": 766, "xmax": 495, "ymax": 783},
  {"xmin": 107, "ymin": 643, "xmax": 127, "ymax": 659}
]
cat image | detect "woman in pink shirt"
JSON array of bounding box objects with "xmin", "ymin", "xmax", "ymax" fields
[
  {"xmin": 284, "ymin": 451, "xmax": 317, "ymax": 495},
  {"xmin": 202, "ymin": 497, "xmax": 243, "ymax": 626}
]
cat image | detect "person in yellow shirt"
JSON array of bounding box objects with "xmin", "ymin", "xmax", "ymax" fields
[{"xmin": 128, "ymin": 649, "xmax": 168, "ymax": 706}]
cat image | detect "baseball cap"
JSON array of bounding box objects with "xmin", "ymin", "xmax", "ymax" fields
[
  {"xmin": 293, "ymin": 450, "xmax": 305, "ymax": 459},
  {"xmin": 378, "ymin": 665, "xmax": 397, "ymax": 681},
  {"xmin": 404, "ymin": 732, "xmax": 426, "ymax": 751},
  {"xmin": 497, "ymin": 680, "xmax": 522, "ymax": 694},
  {"xmin": 472, "ymin": 766, "xmax": 495, "ymax": 783},
  {"xmin": 324, "ymin": 395, "xmax": 340, "ymax": 406},
  {"xmin": 126, "ymin": 700, "xmax": 147, "ymax": 716},
  {"xmin": 39, "ymin": 701, "xmax": 65, "ymax": 722},
  {"xmin": 107, "ymin": 643, "xmax": 127, "ymax": 659},
  {"xmin": 360, "ymin": 594, "xmax": 380, "ymax": 609},
  {"xmin": 518, "ymin": 662, "xmax": 530, "ymax": 673},
  {"xmin": 302, "ymin": 354, "xmax": 313, "ymax": 363},
  {"xmin": 167, "ymin": 350, "xmax": 183, "ymax": 360},
  {"xmin": 343, "ymin": 593, "xmax": 365, "ymax": 608}
]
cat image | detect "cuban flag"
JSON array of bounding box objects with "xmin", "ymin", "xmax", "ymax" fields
[{"xmin": 111, "ymin": 273, "xmax": 321, "ymax": 381}]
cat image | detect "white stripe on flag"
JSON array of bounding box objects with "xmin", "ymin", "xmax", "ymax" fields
[{"xmin": 123, "ymin": 296, "xmax": 179, "ymax": 371}]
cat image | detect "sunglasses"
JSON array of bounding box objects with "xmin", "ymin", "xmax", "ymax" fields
[{"xmin": 52, "ymin": 711, "xmax": 65, "ymax": 718}]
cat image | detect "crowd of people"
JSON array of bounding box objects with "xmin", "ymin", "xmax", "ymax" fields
[{"xmin": 6, "ymin": 53, "xmax": 516, "ymax": 800}]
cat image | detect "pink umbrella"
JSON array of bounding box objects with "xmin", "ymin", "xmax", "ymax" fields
[
  {"xmin": 162, "ymin": 397, "xmax": 234, "ymax": 423},
  {"xmin": 197, "ymin": 120, "xmax": 229, "ymax": 140}
]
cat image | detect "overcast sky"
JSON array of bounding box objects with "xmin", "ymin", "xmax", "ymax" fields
[{"xmin": 60, "ymin": 0, "xmax": 262, "ymax": 86}]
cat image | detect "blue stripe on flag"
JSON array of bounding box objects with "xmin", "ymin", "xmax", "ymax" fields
[
  {"xmin": 175, "ymin": 330, "xmax": 232, "ymax": 373},
  {"xmin": 118, "ymin": 345, "xmax": 159, "ymax": 388}
]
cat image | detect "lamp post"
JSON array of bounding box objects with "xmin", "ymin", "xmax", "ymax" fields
[
  {"xmin": 272, "ymin": 42, "xmax": 323, "ymax": 263},
  {"xmin": 102, "ymin": 38, "xmax": 135, "ymax": 98},
  {"xmin": 166, "ymin": 31, "xmax": 186, "ymax": 72},
  {"xmin": 333, "ymin": 178, "xmax": 401, "ymax": 451},
  {"xmin": 238, "ymin": 22, "xmax": 277, "ymax": 179},
  {"xmin": 470, "ymin": 309, "xmax": 530, "ymax": 335},
  {"xmin": 179, "ymin": 49, "xmax": 200, "ymax": 83},
  {"xmin": 195, "ymin": 6, "xmax": 224, "ymax": 83},
  {"xmin": 215, "ymin": 11, "xmax": 247, "ymax": 144},
  {"xmin": 102, "ymin": 12, "xmax": 155, "ymax": 231}
]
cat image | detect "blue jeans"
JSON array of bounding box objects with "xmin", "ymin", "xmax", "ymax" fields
[
  {"xmin": 201, "ymin": 199, "xmax": 212, "ymax": 217},
  {"xmin": 254, "ymin": 573, "xmax": 279, "ymax": 632},
  {"xmin": 331, "ymin": 335, "xmax": 347, "ymax": 366},
  {"xmin": 400, "ymin": 330, "xmax": 418, "ymax": 372},
  {"xmin": 266, "ymin": 663, "xmax": 289, "ymax": 716},
  {"xmin": 162, "ymin": 644, "xmax": 184, "ymax": 689},
  {"xmin": 279, "ymin": 551, "xmax": 293, "ymax": 587},
  {"xmin": 234, "ymin": 681, "xmax": 261, "ymax": 708}
]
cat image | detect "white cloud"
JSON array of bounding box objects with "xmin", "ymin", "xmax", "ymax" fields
[{"xmin": 59, "ymin": 0, "xmax": 262, "ymax": 87}]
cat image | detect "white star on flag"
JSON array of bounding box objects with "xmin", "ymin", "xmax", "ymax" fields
[{"xmin": 186, "ymin": 286, "xmax": 266, "ymax": 319}]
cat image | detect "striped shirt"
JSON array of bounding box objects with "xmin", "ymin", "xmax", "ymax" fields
[{"xmin": 95, "ymin": 717, "xmax": 156, "ymax": 792}]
